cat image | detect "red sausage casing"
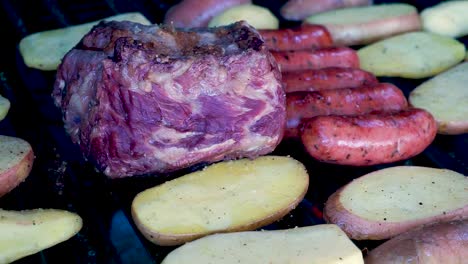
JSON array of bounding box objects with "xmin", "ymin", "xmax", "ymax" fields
[
  {"xmin": 282, "ymin": 67, "xmax": 378, "ymax": 93},
  {"xmin": 164, "ymin": 0, "xmax": 251, "ymax": 28},
  {"xmin": 301, "ymin": 108, "xmax": 437, "ymax": 166},
  {"xmin": 286, "ymin": 83, "xmax": 408, "ymax": 137},
  {"xmin": 272, "ymin": 47, "xmax": 360, "ymax": 72},
  {"xmin": 259, "ymin": 24, "xmax": 333, "ymax": 51},
  {"xmin": 280, "ymin": 0, "xmax": 372, "ymax": 21}
]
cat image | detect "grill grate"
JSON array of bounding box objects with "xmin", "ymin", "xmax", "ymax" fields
[{"xmin": 0, "ymin": 0, "xmax": 467, "ymax": 263}]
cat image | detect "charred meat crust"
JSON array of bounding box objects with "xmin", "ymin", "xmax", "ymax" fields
[{"xmin": 53, "ymin": 21, "xmax": 285, "ymax": 178}]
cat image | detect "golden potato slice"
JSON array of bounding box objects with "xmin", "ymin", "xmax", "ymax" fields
[
  {"xmin": 409, "ymin": 62, "xmax": 468, "ymax": 134},
  {"xmin": 358, "ymin": 32, "xmax": 465, "ymax": 78},
  {"xmin": 208, "ymin": 4, "xmax": 279, "ymax": 29},
  {"xmin": 305, "ymin": 3, "xmax": 421, "ymax": 46},
  {"xmin": 324, "ymin": 166, "xmax": 468, "ymax": 240},
  {"xmin": 0, "ymin": 95, "xmax": 10, "ymax": 121},
  {"xmin": 421, "ymin": 1, "xmax": 468, "ymax": 38},
  {"xmin": 0, "ymin": 209, "xmax": 82, "ymax": 263},
  {"xmin": 0, "ymin": 135, "xmax": 34, "ymax": 198},
  {"xmin": 19, "ymin": 12, "xmax": 151, "ymax": 71},
  {"xmin": 162, "ymin": 225, "xmax": 364, "ymax": 264},
  {"xmin": 131, "ymin": 156, "xmax": 309, "ymax": 246}
]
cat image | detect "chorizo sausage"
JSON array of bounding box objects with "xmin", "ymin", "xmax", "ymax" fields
[
  {"xmin": 285, "ymin": 83, "xmax": 408, "ymax": 137},
  {"xmin": 164, "ymin": 0, "xmax": 251, "ymax": 28},
  {"xmin": 282, "ymin": 67, "xmax": 378, "ymax": 93},
  {"xmin": 301, "ymin": 108, "xmax": 437, "ymax": 166},
  {"xmin": 281, "ymin": 0, "xmax": 372, "ymax": 21},
  {"xmin": 259, "ymin": 24, "xmax": 333, "ymax": 51},
  {"xmin": 271, "ymin": 47, "xmax": 360, "ymax": 72}
]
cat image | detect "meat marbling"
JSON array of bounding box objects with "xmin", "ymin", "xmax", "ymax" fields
[{"xmin": 53, "ymin": 21, "xmax": 285, "ymax": 178}]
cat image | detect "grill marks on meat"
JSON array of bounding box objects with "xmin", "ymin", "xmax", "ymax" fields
[{"xmin": 53, "ymin": 21, "xmax": 285, "ymax": 178}]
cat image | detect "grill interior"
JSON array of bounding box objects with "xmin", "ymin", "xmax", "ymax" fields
[{"xmin": 0, "ymin": 0, "xmax": 466, "ymax": 263}]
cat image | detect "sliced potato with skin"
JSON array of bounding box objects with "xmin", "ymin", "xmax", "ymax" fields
[
  {"xmin": 409, "ymin": 62, "xmax": 468, "ymax": 135},
  {"xmin": 324, "ymin": 166, "xmax": 468, "ymax": 240},
  {"xmin": 162, "ymin": 225, "xmax": 364, "ymax": 264},
  {"xmin": 208, "ymin": 4, "xmax": 279, "ymax": 29},
  {"xmin": 358, "ymin": 32, "xmax": 466, "ymax": 78},
  {"xmin": 366, "ymin": 220, "xmax": 468, "ymax": 264},
  {"xmin": 304, "ymin": 4, "xmax": 421, "ymax": 46},
  {"xmin": 19, "ymin": 12, "xmax": 151, "ymax": 71},
  {"xmin": 421, "ymin": 1, "xmax": 468, "ymax": 38},
  {"xmin": 131, "ymin": 156, "xmax": 309, "ymax": 246},
  {"xmin": 0, "ymin": 95, "xmax": 10, "ymax": 121},
  {"xmin": 0, "ymin": 135, "xmax": 34, "ymax": 198},
  {"xmin": 0, "ymin": 209, "xmax": 83, "ymax": 263}
]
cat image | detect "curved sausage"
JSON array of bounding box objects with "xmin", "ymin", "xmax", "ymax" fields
[
  {"xmin": 282, "ymin": 67, "xmax": 378, "ymax": 93},
  {"xmin": 285, "ymin": 83, "xmax": 408, "ymax": 137},
  {"xmin": 281, "ymin": 0, "xmax": 372, "ymax": 21},
  {"xmin": 259, "ymin": 24, "xmax": 333, "ymax": 51},
  {"xmin": 301, "ymin": 108, "xmax": 437, "ymax": 166},
  {"xmin": 271, "ymin": 47, "xmax": 360, "ymax": 72}
]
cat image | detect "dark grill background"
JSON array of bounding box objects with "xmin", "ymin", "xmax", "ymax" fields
[{"xmin": 0, "ymin": 0, "xmax": 466, "ymax": 263}]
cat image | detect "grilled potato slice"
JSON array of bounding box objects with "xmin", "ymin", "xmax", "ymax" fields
[
  {"xmin": 358, "ymin": 32, "xmax": 465, "ymax": 78},
  {"xmin": 132, "ymin": 156, "xmax": 309, "ymax": 246},
  {"xmin": 0, "ymin": 135, "xmax": 34, "ymax": 198},
  {"xmin": 409, "ymin": 62, "xmax": 468, "ymax": 135},
  {"xmin": 324, "ymin": 166, "xmax": 468, "ymax": 240},
  {"xmin": 0, "ymin": 209, "xmax": 82, "ymax": 263},
  {"xmin": 19, "ymin": 12, "xmax": 151, "ymax": 71},
  {"xmin": 162, "ymin": 225, "xmax": 364, "ymax": 264}
]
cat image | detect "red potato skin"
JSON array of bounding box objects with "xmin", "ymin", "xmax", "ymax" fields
[
  {"xmin": 259, "ymin": 24, "xmax": 333, "ymax": 51},
  {"xmin": 281, "ymin": 0, "xmax": 372, "ymax": 21},
  {"xmin": 365, "ymin": 220, "xmax": 468, "ymax": 263},
  {"xmin": 0, "ymin": 149, "xmax": 34, "ymax": 198},
  {"xmin": 301, "ymin": 108, "xmax": 437, "ymax": 166},
  {"xmin": 324, "ymin": 187, "xmax": 468, "ymax": 240},
  {"xmin": 164, "ymin": 0, "xmax": 251, "ymax": 28},
  {"xmin": 285, "ymin": 83, "xmax": 408, "ymax": 137},
  {"xmin": 282, "ymin": 67, "xmax": 378, "ymax": 93},
  {"xmin": 271, "ymin": 47, "xmax": 360, "ymax": 72}
]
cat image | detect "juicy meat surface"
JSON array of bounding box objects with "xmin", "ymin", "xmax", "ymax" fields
[{"xmin": 53, "ymin": 21, "xmax": 285, "ymax": 178}]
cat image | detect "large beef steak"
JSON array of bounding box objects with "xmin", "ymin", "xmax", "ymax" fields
[{"xmin": 53, "ymin": 21, "xmax": 285, "ymax": 178}]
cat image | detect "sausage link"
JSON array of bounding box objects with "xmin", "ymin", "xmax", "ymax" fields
[
  {"xmin": 301, "ymin": 108, "xmax": 437, "ymax": 166},
  {"xmin": 164, "ymin": 0, "xmax": 251, "ymax": 28},
  {"xmin": 259, "ymin": 24, "xmax": 333, "ymax": 51},
  {"xmin": 285, "ymin": 83, "xmax": 408, "ymax": 137},
  {"xmin": 272, "ymin": 47, "xmax": 360, "ymax": 72},
  {"xmin": 281, "ymin": 0, "xmax": 372, "ymax": 21},
  {"xmin": 282, "ymin": 67, "xmax": 378, "ymax": 93}
]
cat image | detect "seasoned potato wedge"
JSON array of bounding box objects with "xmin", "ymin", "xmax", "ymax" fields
[
  {"xmin": 162, "ymin": 225, "xmax": 364, "ymax": 264},
  {"xmin": 0, "ymin": 135, "xmax": 34, "ymax": 198},
  {"xmin": 358, "ymin": 32, "xmax": 466, "ymax": 78},
  {"xmin": 324, "ymin": 166, "xmax": 468, "ymax": 240},
  {"xmin": 0, "ymin": 209, "xmax": 82, "ymax": 263},
  {"xmin": 19, "ymin": 12, "xmax": 151, "ymax": 71},
  {"xmin": 208, "ymin": 4, "xmax": 279, "ymax": 29},
  {"xmin": 132, "ymin": 156, "xmax": 309, "ymax": 246},
  {"xmin": 366, "ymin": 220, "xmax": 468, "ymax": 264},
  {"xmin": 421, "ymin": 1, "xmax": 468, "ymax": 38},
  {"xmin": 409, "ymin": 62, "xmax": 468, "ymax": 135},
  {"xmin": 305, "ymin": 4, "xmax": 421, "ymax": 46},
  {"xmin": 0, "ymin": 95, "xmax": 10, "ymax": 121}
]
